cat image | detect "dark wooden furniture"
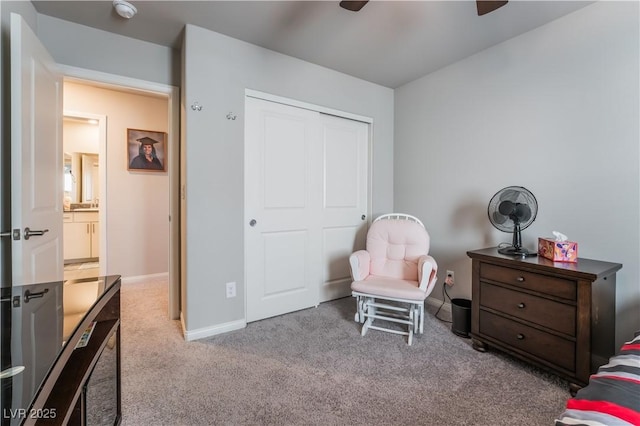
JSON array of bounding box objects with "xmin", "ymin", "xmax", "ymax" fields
[
  {"xmin": 1, "ymin": 276, "xmax": 121, "ymax": 425},
  {"xmin": 467, "ymin": 248, "xmax": 621, "ymax": 393}
]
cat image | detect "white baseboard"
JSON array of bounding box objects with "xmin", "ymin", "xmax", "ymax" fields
[
  {"xmin": 181, "ymin": 315, "xmax": 246, "ymax": 341},
  {"xmin": 426, "ymin": 297, "xmax": 452, "ymax": 313},
  {"xmin": 121, "ymin": 272, "xmax": 168, "ymax": 284}
]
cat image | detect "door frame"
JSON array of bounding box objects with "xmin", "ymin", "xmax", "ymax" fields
[
  {"xmin": 243, "ymin": 89, "xmax": 374, "ymax": 319},
  {"xmin": 245, "ymin": 89, "xmax": 374, "ymax": 126},
  {"xmin": 59, "ymin": 65, "xmax": 181, "ymax": 320}
]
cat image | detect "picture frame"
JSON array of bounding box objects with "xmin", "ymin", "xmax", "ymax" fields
[{"xmin": 126, "ymin": 128, "xmax": 167, "ymax": 172}]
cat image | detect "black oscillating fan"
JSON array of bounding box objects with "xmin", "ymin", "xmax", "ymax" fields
[{"xmin": 488, "ymin": 186, "xmax": 538, "ymax": 257}]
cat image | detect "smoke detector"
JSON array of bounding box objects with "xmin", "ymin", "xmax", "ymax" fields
[{"xmin": 113, "ymin": 0, "xmax": 137, "ymax": 19}]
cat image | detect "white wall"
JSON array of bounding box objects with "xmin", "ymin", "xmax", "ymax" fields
[
  {"xmin": 182, "ymin": 25, "xmax": 394, "ymax": 333},
  {"xmin": 64, "ymin": 82, "xmax": 169, "ymax": 279},
  {"xmin": 64, "ymin": 120, "xmax": 99, "ymax": 154},
  {"xmin": 394, "ymin": 2, "xmax": 639, "ymax": 346}
]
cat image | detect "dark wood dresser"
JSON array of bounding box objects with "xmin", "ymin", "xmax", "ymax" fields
[{"xmin": 467, "ymin": 248, "xmax": 621, "ymax": 393}]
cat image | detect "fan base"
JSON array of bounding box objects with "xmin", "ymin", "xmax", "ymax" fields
[{"xmin": 498, "ymin": 246, "xmax": 538, "ymax": 257}]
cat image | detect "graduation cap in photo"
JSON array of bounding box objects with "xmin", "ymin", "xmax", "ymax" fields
[{"xmin": 136, "ymin": 136, "xmax": 159, "ymax": 145}]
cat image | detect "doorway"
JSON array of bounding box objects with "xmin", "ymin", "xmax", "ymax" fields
[
  {"xmin": 62, "ymin": 111, "xmax": 106, "ymax": 281},
  {"xmin": 60, "ymin": 69, "xmax": 180, "ymax": 320}
]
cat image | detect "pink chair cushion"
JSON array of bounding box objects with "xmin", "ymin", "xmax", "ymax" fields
[
  {"xmin": 366, "ymin": 219, "xmax": 430, "ymax": 281},
  {"xmin": 351, "ymin": 276, "xmax": 427, "ymax": 301}
]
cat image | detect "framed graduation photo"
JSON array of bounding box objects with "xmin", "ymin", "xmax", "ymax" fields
[{"xmin": 127, "ymin": 128, "xmax": 166, "ymax": 172}]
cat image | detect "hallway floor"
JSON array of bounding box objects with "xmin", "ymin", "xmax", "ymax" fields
[{"xmin": 64, "ymin": 261, "xmax": 99, "ymax": 281}]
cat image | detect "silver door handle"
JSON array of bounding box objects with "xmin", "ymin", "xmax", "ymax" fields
[
  {"xmin": 361, "ymin": 215, "xmax": 366, "ymax": 221},
  {"xmin": 249, "ymin": 219, "xmax": 257, "ymax": 227},
  {"xmin": 24, "ymin": 227, "xmax": 49, "ymax": 240},
  {"xmin": 24, "ymin": 288, "xmax": 49, "ymax": 303}
]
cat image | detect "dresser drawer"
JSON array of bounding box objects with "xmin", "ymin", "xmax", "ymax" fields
[
  {"xmin": 469, "ymin": 248, "xmax": 621, "ymax": 390},
  {"xmin": 479, "ymin": 310, "xmax": 575, "ymax": 372},
  {"xmin": 479, "ymin": 263, "xmax": 576, "ymax": 300},
  {"xmin": 480, "ymin": 282, "xmax": 576, "ymax": 336}
]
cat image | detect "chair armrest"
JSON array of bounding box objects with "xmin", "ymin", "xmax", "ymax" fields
[
  {"xmin": 418, "ymin": 255, "xmax": 438, "ymax": 294},
  {"xmin": 349, "ymin": 250, "xmax": 370, "ymax": 281}
]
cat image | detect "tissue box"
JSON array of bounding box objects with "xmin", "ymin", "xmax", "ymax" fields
[{"xmin": 538, "ymin": 238, "xmax": 578, "ymax": 262}]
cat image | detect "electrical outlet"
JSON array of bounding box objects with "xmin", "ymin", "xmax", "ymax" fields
[
  {"xmin": 446, "ymin": 270, "xmax": 455, "ymax": 286},
  {"xmin": 225, "ymin": 282, "xmax": 236, "ymax": 298}
]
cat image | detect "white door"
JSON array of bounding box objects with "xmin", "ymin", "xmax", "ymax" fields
[
  {"xmin": 10, "ymin": 13, "xmax": 63, "ymax": 285},
  {"xmin": 245, "ymin": 96, "xmax": 369, "ymax": 322},
  {"xmin": 245, "ymin": 98, "xmax": 322, "ymax": 322},
  {"xmin": 319, "ymin": 114, "xmax": 369, "ymax": 302}
]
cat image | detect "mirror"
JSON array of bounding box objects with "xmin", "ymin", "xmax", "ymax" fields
[
  {"xmin": 64, "ymin": 152, "xmax": 74, "ymax": 198},
  {"xmin": 81, "ymin": 153, "xmax": 99, "ymax": 203},
  {"xmin": 63, "ymin": 115, "xmax": 99, "ymax": 208},
  {"xmin": 64, "ymin": 152, "xmax": 98, "ymax": 205}
]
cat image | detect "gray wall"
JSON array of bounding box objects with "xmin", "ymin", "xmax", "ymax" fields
[
  {"xmin": 36, "ymin": 14, "xmax": 180, "ymax": 87},
  {"xmin": 182, "ymin": 24, "xmax": 394, "ymax": 332},
  {"xmin": 394, "ymin": 1, "xmax": 639, "ymax": 346}
]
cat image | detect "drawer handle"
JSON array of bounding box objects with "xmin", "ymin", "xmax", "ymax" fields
[
  {"xmin": 517, "ymin": 302, "xmax": 526, "ymax": 309},
  {"xmin": 516, "ymin": 276, "xmax": 525, "ymax": 282},
  {"xmin": 517, "ymin": 333, "xmax": 525, "ymax": 340}
]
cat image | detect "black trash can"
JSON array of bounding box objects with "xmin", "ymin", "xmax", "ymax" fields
[{"xmin": 451, "ymin": 298, "xmax": 471, "ymax": 338}]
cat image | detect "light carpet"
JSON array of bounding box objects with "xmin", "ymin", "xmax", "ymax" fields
[{"xmin": 120, "ymin": 278, "xmax": 569, "ymax": 425}]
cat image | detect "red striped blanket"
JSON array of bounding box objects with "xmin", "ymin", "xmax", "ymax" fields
[{"xmin": 555, "ymin": 334, "xmax": 640, "ymax": 426}]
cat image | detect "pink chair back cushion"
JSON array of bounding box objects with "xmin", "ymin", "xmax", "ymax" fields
[{"xmin": 367, "ymin": 219, "xmax": 430, "ymax": 281}]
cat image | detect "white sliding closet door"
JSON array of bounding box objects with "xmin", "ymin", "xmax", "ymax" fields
[
  {"xmin": 245, "ymin": 98, "xmax": 322, "ymax": 322},
  {"xmin": 245, "ymin": 97, "xmax": 369, "ymax": 322},
  {"xmin": 319, "ymin": 114, "xmax": 369, "ymax": 302}
]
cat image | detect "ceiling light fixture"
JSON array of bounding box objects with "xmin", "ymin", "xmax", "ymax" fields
[{"xmin": 113, "ymin": 0, "xmax": 137, "ymax": 19}]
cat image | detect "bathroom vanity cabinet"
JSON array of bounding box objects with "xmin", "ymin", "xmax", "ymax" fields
[{"xmin": 63, "ymin": 211, "xmax": 99, "ymax": 262}]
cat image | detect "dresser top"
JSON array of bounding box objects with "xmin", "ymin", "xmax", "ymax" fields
[
  {"xmin": 467, "ymin": 247, "xmax": 622, "ymax": 280},
  {"xmin": 1, "ymin": 275, "xmax": 121, "ymax": 417}
]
